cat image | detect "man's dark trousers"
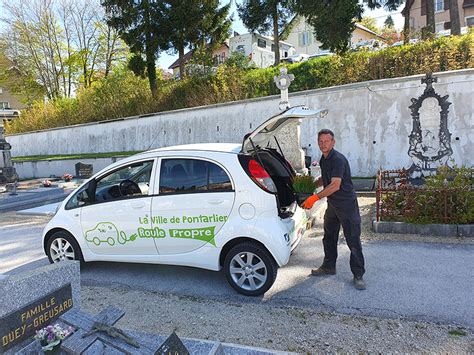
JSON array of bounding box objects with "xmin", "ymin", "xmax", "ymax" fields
[{"xmin": 322, "ymin": 200, "xmax": 365, "ymax": 277}]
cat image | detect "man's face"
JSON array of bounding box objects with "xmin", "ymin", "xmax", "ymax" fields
[{"xmin": 318, "ymin": 133, "xmax": 335, "ymax": 155}]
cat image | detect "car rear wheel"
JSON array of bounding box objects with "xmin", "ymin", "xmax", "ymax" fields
[
  {"xmin": 224, "ymin": 242, "xmax": 277, "ymax": 296},
  {"xmin": 46, "ymin": 231, "xmax": 83, "ymax": 264}
]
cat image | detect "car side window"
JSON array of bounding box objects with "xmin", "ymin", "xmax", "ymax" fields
[
  {"xmin": 159, "ymin": 159, "xmax": 232, "ymax": 194},
  {"xmin": 65, "ymin": 182, "xmax": 92, "ymax": 209},
  {"xmin": 95, "ymin": 160, "xmax": 153, "ymax": 202}
]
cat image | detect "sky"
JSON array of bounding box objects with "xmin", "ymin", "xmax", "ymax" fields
[{"xmin": 157, "ymin": 2, "xmax": 405, "ymax": 71}]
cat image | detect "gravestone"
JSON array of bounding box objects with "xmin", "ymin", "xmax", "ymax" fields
[
  {"xmin": 0, "ymin": 120, "xmax": 18, "ymax": 184},
  {"xmin": 408, "ymin": 72, "xmax": 453, "ymax": 178},
  {"xmin": 0, "ymin": 261, "xmax": 80, "ymax": 354},
  {"xmin": 155, "ymin": 332, "xmax": 190, "ymax": 355},
  {"xmin": 75, "ymin": 162, "xmax": 93, "ymax": 179}
]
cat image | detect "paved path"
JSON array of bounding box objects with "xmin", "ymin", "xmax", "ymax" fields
[{"xmin": 1, "ymin": 213, "xmax": 472, "ymax": 329}]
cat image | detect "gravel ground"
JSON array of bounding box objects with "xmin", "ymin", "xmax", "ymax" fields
[
  {"xmin": 80, "ymin": 284, "xmax": 473, "ymax": 353},
  {"xmin": 77, "ymin": 198, "xmax": 473, "ymax": 353}
]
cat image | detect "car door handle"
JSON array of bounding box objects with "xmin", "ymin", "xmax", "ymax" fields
[
  {"xmin": 131, "ymin": 201, "xmax": 145, "ymax": 209},
  {"xmin": 207, "ymin": 199, "xmax": 224, "ymax": 205}
]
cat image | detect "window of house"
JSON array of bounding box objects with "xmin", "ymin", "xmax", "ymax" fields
[
  {"xmin": 271, "ymin": 44, "xmax": 275, "ymax": 52},
  {"xmin": 434, "ymin": 0, "xmax": 444, "ymax": 12},
  {"xmin": 299, "ymin": 31, "xmax": 312, "ymax": 46},
  {"xmin": 257, "ymin": 39, "xmax": 266, "ymax": 48},
  {"xmin": 0, "ymin": 102, "xmax": 10, "ymax": 109},
  {"xmin": 466, "ymin": 16, "xmax": 474, "ymax": 27},
  {"xmin": 159, "ymin": 158, "xmax": 232, "ymax": 194},
  {"xmin": 235, "ymin": 45, "xmax": 245, "ymax": 54},
  {"xmin": 435, "ymin": 22, "xmax": 445, "ymax": 32}
]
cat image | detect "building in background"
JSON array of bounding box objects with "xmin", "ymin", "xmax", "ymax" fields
[
  {"xmin": 229, "ymin": 33, "xmax": 295, "ymax": 68},
  {"xmin": 168, "ymin": 42, "xmax": 230, "ymax": 77},
  {"xmin": 0, "ymin": 86, "xmax": 23, "ymax": 122},
  {"xmin": 281, "ymin": 16, "xmax": 385, "ymax": 56},
  {"xmin": 407, "ymin": 0, "xmax": 474, "ymax": 33}
]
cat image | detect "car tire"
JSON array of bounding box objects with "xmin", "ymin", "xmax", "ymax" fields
[
  {"xmin": 224, "ymin": 242, "xmax": 278, "ymax": 296},
  {"xmin": 46, "ymin": 230, "xmax": 83, "ymax": 264}
]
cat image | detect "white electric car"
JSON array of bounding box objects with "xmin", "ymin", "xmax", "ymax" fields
[{"xmin": 42, "ymin": 106, "xmax": 328, "ymax": 296}]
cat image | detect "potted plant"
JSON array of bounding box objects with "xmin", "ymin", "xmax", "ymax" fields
[
  {"xmin": 292, "ymin": 175, "xmax": 316, "ymax": 205},
  {"xmin": 34, "ymin": 324, "xmax": 73, "ymax": 353}
]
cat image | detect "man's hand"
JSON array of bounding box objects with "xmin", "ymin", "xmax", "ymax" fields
[{"xmin": 302, "ymin": 194, "xmax": 320, "ymax": 209}]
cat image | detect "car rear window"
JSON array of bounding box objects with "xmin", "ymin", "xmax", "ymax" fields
[{"xmin": 159, "ymin": 158, "xmax": 232, "ymax": 194}]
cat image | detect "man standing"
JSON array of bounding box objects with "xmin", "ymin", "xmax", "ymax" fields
[{"xmin": 302, "ymin": 129, "xmax": 366, "ymax": 290}]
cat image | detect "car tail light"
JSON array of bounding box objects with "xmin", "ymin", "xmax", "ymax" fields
[{"xmin": 246, "ymin": 159, "xmax": 277, "ymax": 193}]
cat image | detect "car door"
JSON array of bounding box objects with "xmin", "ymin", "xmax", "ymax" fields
[
  {"xmin": 151, "ymin": 157, "xmax": 235, "ymax": 255},
  {"xmin": 80, "ymin": 158, "xmax": 157, "ymax": 255}
]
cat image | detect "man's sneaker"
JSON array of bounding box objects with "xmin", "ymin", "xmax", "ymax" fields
[
  {"xmin": 310, "ymin": 266, "xmax": 336, "ymax": 276},
  {"xmin": 354, "ymin": 276, "xmax": 366, "ymax": 290}
]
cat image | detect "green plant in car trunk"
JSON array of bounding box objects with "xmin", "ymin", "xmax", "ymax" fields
[{"xmin": 292, "ymin": 175, "xmax": 316, "ymax": 193}]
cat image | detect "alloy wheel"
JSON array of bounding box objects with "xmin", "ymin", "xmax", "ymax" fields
[
  {"xmin": 50, "ymin": 238, "xmax": 76, "ymax": 262},
  {"xmin": 229, "ymin": 252, "xmax": 267, "ymax": 291}
]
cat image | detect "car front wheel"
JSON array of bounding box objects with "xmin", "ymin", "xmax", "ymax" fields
[
  {"xmin": 46, "ymin": 231, "xmax": 83, "ymax": 264},
  {"xmin": 224, "ymin": 242, "xmax": 278, "ymax": 296}
]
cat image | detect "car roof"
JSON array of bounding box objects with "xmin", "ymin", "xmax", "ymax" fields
[{"xmin": 143, "ymin": 143, "xmax": 242, "ymax": 155}]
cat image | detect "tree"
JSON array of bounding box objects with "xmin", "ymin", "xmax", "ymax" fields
[
  {"xmin": 424, "ymin": 0, "xmax": 435, "ymax": 37},
  {"xmin": 384, "ymin": 15, "xmax": 395, "ymax": 28},
  {"xmin": 296, "ymin": 0, "xmax": 363, "ymax": 54},
  {"xmin": 364, "ymin": 1, "xmax": 409, "ymax": 43},
  {"xmin": 102, "ymin": 0, "xmax": 162, "ymax": 95},
  {"xmin": 163, "ymin": 0, "xmax": 231, "ymax": 78},
  {"xmin": 189, "ymin": 0, "xmax": 232, "ymax": 69},
  {"xmin": 238, "ymin": 0, "xmax": 294, "ymax": 66},
  {"xmin": 1, "ymin": 0, "xmax": 126, "ymax": 99},
  {"xmin": 449, "ymin": 0, "xmax": 461, "ymax": 35},
  {"xmin": 0, "ymin": 51, "xmax": 45, "ymax": 106},
  {"xmin": 360, "ymin": 16, "xmax": 380, "ymax": 33}
]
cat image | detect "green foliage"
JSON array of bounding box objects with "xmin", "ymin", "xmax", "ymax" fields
[
  {"xmin": 360, "ymin": 16, "xmax": 380, "ymax": 33},
  {"xmin": 164, "ymin": 0, "xmax": 232, "ymax": 78},
  {"xmin": 6, "ymin": 67, "xmax": 155, "ymax": 133},
  {"xmin": 6, "ymin": 33, "xmax": 474, "ymax": 134},
  {"xmin": 296, "ymin": 0, "xmax": 363, "ymax": 53},
  {"xmin": 128, "ymin": 54, "xmax": 147, "ymax": 78},
  {"xmin": 381, "ymin": 165, "xmax": 474, "ymax": 225},
  {"xmin": 384, "ymin": 15, "xmax": 395, "ymax": 28},
  {"xmin": 224, "ymin": 52, "xmax": 255, "ymax": 69},
  {"xmin": 448, "ymin": 328, "xmax": 468, "ymax": 336},
  {"xmin": 292, "ymin": 175, "xmax": 316, "ymax": 193}
]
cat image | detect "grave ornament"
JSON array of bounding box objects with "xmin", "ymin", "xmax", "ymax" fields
[{"xmin": 408, "ymin": 72, "xmax": 453, "ymax": 178}]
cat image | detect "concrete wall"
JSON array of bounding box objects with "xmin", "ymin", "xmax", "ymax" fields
[{"xmin": 7, "ymin": 69, "xmax": 474, "ymax": 177}]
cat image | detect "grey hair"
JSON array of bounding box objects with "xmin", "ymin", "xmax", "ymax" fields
[{"xmin": 318, "ymin": 129, "xmax": 335, "ymax": 139}]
